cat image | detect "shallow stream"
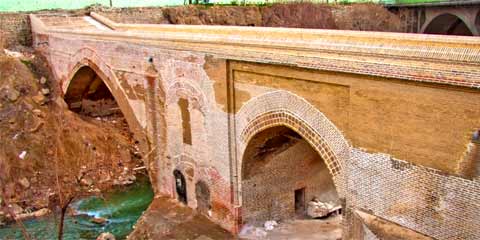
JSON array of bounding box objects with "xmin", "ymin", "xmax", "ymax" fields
[{"xmin": 0, "ymin": 175, "xmax": 153, "ymax": 240}]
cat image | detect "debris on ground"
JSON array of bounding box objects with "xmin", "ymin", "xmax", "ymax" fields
[
  {"xmin": 307, "ymin": 198, "xmax": 341, "ymax": 218},
  {"xmin": 264, "ymin": 220, "xmax": 278, "ymax": 231}
]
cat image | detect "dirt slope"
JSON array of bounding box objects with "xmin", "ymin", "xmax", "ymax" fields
[
  {"xmin": 160, "ymin": 3, "xmax": 401, "ymax": 31},
  {"xmin": 0, "ymin": 49, "xmax": 141, "ymax": 223}
]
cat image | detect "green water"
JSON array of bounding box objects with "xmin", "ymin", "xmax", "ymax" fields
[{"xmin": 0, "ymin": 175, "xmax": 154, "ymax": 240}]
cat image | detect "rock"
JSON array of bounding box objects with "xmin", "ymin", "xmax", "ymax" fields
[
  {"xmin": 18, "ymin": 177, "xmax": 30, "ymax": 189},
  {"xmin": 80, "ymin": 177, "xmax": 93, "ymax": 187},
  {"xmin": 8, "ymin": 203, "xmax": 23, "ymax": 215},
  {"xmin": 18, "ymin": 150, "xmax": 27, "ymax": 160},
  {"xmin": 15, "ymin": 208, "xmax": 50, "ymax": 221},
  {"xmin": 96, "ymin": 232, "xmax": 115, "ymax": 240},
  {"xmin": 39, "ymin": 76, "xmax": 47, "ymax": 85},
  {"xmin": 32, "ymin": 109, "xmax": 44, "ymax": 118},
  {"xmin": 4, "ymin": 49, "xmax": 24, "ymax": 58},
  {"xmin": 99, "ymin": 174, "xmax": 111, "ymax": 183},
  {"xmin": 126, "ymin": 175, "xmax": 136, "ymax": 182},
  {"xmin": 307, "ymin": 199, "xmax": 340, "ymax": 218},
  {"xmin": 91, "ymin": 217, "xmax": 107, "ymax": 225},
  {"xmin": 113, "ymin": 179, "xmax": 121, "ymax": 186},
  {"xmin": 40, "ymin": 88, "xmax": 50, "ymax": 95},
  {"xmin": 0, "ymin": 211, "xmax": 5, "ymax": 227},
  {"xmin": 32, "ymin": 93, "xmax": 47, "ymax": 105},
  {"xmin": 7, "ymin": 89, "xmax": 19, "ymax": 102},
  {"xmin": 264, "ymin": 220, "xmax": 278, "ymax": 231}
]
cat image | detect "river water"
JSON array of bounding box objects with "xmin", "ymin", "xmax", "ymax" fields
[{"xmin": 0, "ymin": 175, "xmax": 153, "ymax": 240}]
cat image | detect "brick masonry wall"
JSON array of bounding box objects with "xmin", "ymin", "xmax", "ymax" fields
[
  {"xmin": 347, "ymin": 149, "xmax": 480, "ymax": 239},
  {"xmin": 98, "ymin": 7, "xmax": 168, "ymax": 24},
  {"xmin": 0, "ymin": 13, "xmax": 31, "ymax": 48}
]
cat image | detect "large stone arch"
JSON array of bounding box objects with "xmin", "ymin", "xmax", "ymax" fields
[
  {"xmin": 64, "ymin": 48, "xmax": 168, "ymax": 196},
  {"xmin": 64, "ymin": 48, "xmax": 146, "ymax": 143},
  {"xmin": 235, "ymin": 90, "xmax": 350, "ymax": 205}
]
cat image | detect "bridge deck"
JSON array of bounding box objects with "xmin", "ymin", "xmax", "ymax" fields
[{"xmin": 31, "ymin": 12, "xmax": 480, "ymax": 89}]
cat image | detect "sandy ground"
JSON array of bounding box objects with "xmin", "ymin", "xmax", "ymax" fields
[{"xmin": 240, "ymin": 215, "xmax": 342, "ymax": 240}]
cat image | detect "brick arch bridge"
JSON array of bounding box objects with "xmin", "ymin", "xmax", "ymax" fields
[{"xmin": 30, "ymin": 12, "xmax": 480, "ymax": 239}]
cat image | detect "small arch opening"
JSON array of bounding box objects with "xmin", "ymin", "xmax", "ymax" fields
[
  {"xmin": 195, "ymin": 180, "xmax": 211, "ymax": 215},
  {"xmin": 174, "ymin": 169, "xmax": 188, "ymax": 204},
  {"xmin": 424, "ymin": 13, "xmax": 473, "ymax": 36},
  {"xmin": 64, "ymin": 66, "xmax": 120, "ymax": 117}
]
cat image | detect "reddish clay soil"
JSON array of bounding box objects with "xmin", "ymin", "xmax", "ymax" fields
[{"xmin": 159, "ymin": 3, "xmax": 401, "ymax": 32}]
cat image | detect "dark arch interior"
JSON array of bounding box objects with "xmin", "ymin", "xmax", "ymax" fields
[
  {"xmin": 424, "ymin": 13, "xmax": 473, "ymax": 36},
  {"xmin": 64, "ymin": 66, "xmax": 119, "ymax": 117},
  {"xmin": 174, "ymin": 169, "xmax": 188, "ymax": 204},
  {"xmin": 195, "ymin": 180, "xmax": 211, "ymax": 214},
  {"xmin": 476, "ymin": 11, "xmax": 480, "ymax": 33},
  {"xmin": 241, "ymin": 126, "xmax": 339, "ymax": 224}
]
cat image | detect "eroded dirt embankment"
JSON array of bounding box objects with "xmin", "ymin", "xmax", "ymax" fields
[
  {"xmin": 1, "ymin": 3, "xmax": 403, "ymax": 49},
  {"xmin": 128, "ymin": 3, "xmax": 402, "ymax": 32},
  {"xmin": 0, "ymin": 49, "xmax": 142, "ymax": 226}
]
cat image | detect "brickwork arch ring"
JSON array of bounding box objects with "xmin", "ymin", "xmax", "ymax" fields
[
  {"xmin": 235, "ymin": 90, "xmax": 350, "ymax": 199},
  {"xmin": 64, "ymin": 48, "xmax": 148, "ymax": 150},
  {"xmin": 166, "ymin": 80, "xmax": 208, "ymax": 115}
]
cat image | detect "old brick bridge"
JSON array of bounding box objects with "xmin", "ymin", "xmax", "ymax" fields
[{"xmin": 30, "ymin": 13, "xmax": 480, "ymax": 239}]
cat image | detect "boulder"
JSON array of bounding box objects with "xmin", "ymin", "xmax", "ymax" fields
[
  {"xmin": 8, "ymin": 203, "xmax": 23, "ymax": 215},
  {"xmin": 7, "ymin": 89, "xmax": 19, "ymax": 102},
  {"xmin": 40, "ymin": 88, "xmax": 50, "ymax": 96},
  {"xmin": 306, "ymin": 199, "xmax": 340, "ymax": 218},
  {"xmin": 96, "ymin": 232, "xmax": 115, "ymax": 240},
  {"xmin": 15, "ymin": 208, "xmax": 50, "ymax": 221},
  {"xmin": 32, "ymin": 93, "xmax": 47, "ymax": 105},
  {"xmin": 91, "ymin": 217, "xmax": 107, "ymax": 225},
  {"xmin": 80, "ymin": 177, "xmax": 93, "ymax": 187}
]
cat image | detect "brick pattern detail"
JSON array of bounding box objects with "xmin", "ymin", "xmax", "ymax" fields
[
  {"xmin": 0, "ymin": 13, "xmax": 31, "ymax": 48},
  {"xmin": 236, "ymin": 90, "xmax": 350, "ymax": 197},
  {"xmin": 348, "ymin": 149, "xmax": 480, "ymax": 239},
  {"xmin": 166, "ymin": 80, "xmax": 208, "ymax": 115}
]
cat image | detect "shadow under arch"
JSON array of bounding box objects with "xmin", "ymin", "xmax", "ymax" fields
[
  {"xmin": 423, "ymin": 13, "xmax": 474, "ymax": 36},
  {"xmin": 234, "ymin": 90, "xmax": 350, "ymax": 225},
  {"xmin": 241, "ymin": 125, "xmax": 340, "ymax": 224},
  {"xmin": 64, "ymin": 58, "xmax": 147, "ymax": 149}
]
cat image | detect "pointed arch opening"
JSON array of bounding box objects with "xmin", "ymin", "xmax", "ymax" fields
[
  {"xmin": 64, "ymin": 66, "xmax": 119, "ymax": 117},
  {"xmin": 241, "ymin": 125, "xmax": 339, "ymax": 224},
  {"xmin": 424, "ymin": 13, "xmax": 473, "ymax": 36}
]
